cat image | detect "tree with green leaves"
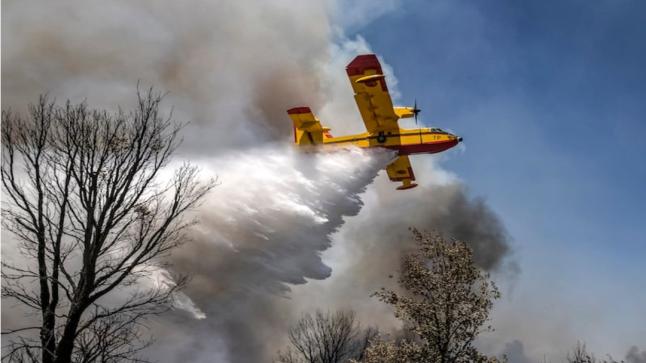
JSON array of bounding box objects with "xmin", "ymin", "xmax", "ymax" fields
[{"xmin": 361, "ymin": 229, "xmax": 501, "ymax": 363}]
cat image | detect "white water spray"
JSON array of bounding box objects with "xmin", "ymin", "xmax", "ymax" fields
[{"xmin": 149, "ymin": 144, "xmax": 396, "ymax": 362}]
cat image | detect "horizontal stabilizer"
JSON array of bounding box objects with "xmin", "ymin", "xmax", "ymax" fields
[
  {"xmin": 287, "ymin": 107, "xmax": 320, "ymax": 130},
  {"xmin": 287, "ymin": 107, "xmax": 330, "ymax": 146}
]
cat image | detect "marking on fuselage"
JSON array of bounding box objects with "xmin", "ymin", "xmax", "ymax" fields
[{"xmin": 323, "ymin": 131, "xmax": 446, "ymax": 145}]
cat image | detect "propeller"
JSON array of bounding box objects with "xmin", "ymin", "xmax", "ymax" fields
[{"xmin": 412, "ymin": 99, "xmax": 421, "ymax": 125}]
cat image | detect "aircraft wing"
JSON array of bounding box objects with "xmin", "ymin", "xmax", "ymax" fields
[
  {"xmin": 346, "ymin": 54, "xmax": 399, "ymax": 133},
  {"xmin": 386, "ymin": 155, "xmax": 418, "ymax": 190}
]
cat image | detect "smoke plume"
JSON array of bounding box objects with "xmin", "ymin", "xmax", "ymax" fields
[
  {"xmin": 627, "ymin": 346, "xmax": 646, "ymax": 363},
  {"xmin": 2, "ymin": 0, "xmax": 331, "ymax": 152},
  {"xmin": 286, "ymin": 161, "xmax": 517, "ymax": 334}
]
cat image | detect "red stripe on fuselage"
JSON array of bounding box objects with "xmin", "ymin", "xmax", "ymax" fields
[{"xmin": 386, "ymin": 139, "xmax": 459, "ymax": 155}]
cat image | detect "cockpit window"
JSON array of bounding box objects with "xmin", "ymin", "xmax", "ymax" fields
[{"xmin": 431, "ymin": 128, "xmax": 447, "ymax": 134}]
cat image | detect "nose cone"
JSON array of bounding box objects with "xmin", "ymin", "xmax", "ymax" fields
[{"xmin": 457, "ymin": 136, "xmax": 463, "ymax": 142}]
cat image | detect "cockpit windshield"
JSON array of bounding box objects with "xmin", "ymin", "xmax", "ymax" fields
[{"xmin": 431, "ymin": 128, "xmax": 448, "ymax": 134}]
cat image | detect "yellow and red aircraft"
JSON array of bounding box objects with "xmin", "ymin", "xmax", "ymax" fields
[{"xmin": 287, "ymin": 54, "xmax": 462, "ymax": 190}]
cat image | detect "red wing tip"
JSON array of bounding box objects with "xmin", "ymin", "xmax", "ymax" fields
[
  {"xmin": 346, "ymin": 54, "xmax": 382, "ymax": 76},
  {"xmin": 287, "ymin": 106, "xmax": 312, "ymax": 115}
]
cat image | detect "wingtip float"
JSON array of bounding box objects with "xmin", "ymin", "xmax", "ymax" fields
[{"xmin": 287, "ymin": 54, "xmax": 462, "ymax": 191}]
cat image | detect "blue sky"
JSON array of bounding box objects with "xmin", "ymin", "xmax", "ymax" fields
[{"xmin": 346, "ymin": 0, "xmax": 646, "ymax": 356}]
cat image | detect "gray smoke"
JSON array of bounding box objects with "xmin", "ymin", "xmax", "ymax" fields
[
  {"xmin": 2, "ymin": 0, "xmax": 331, "ymax": 152},
  {"xmin": 500, "ymin": 340, "xmax": 533, "ymax": 363},
  {"xmin": 287, "ymin": 166, "xmax": 517, "ymax": 333},
  {"xmin": 346, "ymin": 181, "xmax": 512, "ymax": 271},
  {"xmin": 627, "ymin": 346, "xmax": 646, "ymax": 363},
  {"xmin": 494, "ymin": 340, "xmax": 646, "ymax": 363}
]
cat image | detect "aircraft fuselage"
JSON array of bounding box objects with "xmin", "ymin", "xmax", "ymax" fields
[{"xmin": 321, "ymin": 127, "xmax": 461, "ymax": 155}]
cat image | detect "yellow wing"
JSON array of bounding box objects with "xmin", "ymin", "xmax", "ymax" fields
[
  {"xmin": 386, "ymin": 155, "xmax": 418, "ymax": 190},
  {"xmin": 346, "ymin": 54, "xmax": 399, "ymax": 133}
]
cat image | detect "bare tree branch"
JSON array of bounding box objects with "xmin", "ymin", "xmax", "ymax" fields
[
  {"xmin": 277, "ymin": 310, "xmax": 378, "ymax": 363},
  {"xmin": 2, "ymin": 89, "xmax": 215, "ymax": 363}
]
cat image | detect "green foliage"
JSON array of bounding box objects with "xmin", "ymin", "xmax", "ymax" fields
[{"xmin": 362, "ymin": 229, "xmax": 501, "ymax": 363}]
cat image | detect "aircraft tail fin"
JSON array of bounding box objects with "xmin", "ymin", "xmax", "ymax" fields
[{"xmin": 287, "ymin": 107, "xmax": 331, "ymax": 146}]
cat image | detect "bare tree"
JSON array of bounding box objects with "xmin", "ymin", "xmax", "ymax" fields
[
  {"xmin": 1, "ymin": 89, "xmax": 215, "ymax": 363},
  {"xmin": 361, "ymin": 229, "xmax": 502, "ymax": 363},
  {"xmin": 276, "ymin": 310, "xmax": 378, "ymax": 363},
  {"xmin": 567, "ymin": 342, "xmax": 623, "ymax": 363},
  {"xmin": 569, "ymin": 342, "xmax": 600, "ymax": 363}
]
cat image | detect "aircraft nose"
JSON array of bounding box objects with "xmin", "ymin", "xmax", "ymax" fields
[{"xmin": 457, "ymin": 136, "xmax": 463, "ymax": 142}]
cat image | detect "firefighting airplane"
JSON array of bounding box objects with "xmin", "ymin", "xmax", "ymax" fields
[{"xmin": 287, "ymin": 54, "xmax": 462, "ymax": 190}]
